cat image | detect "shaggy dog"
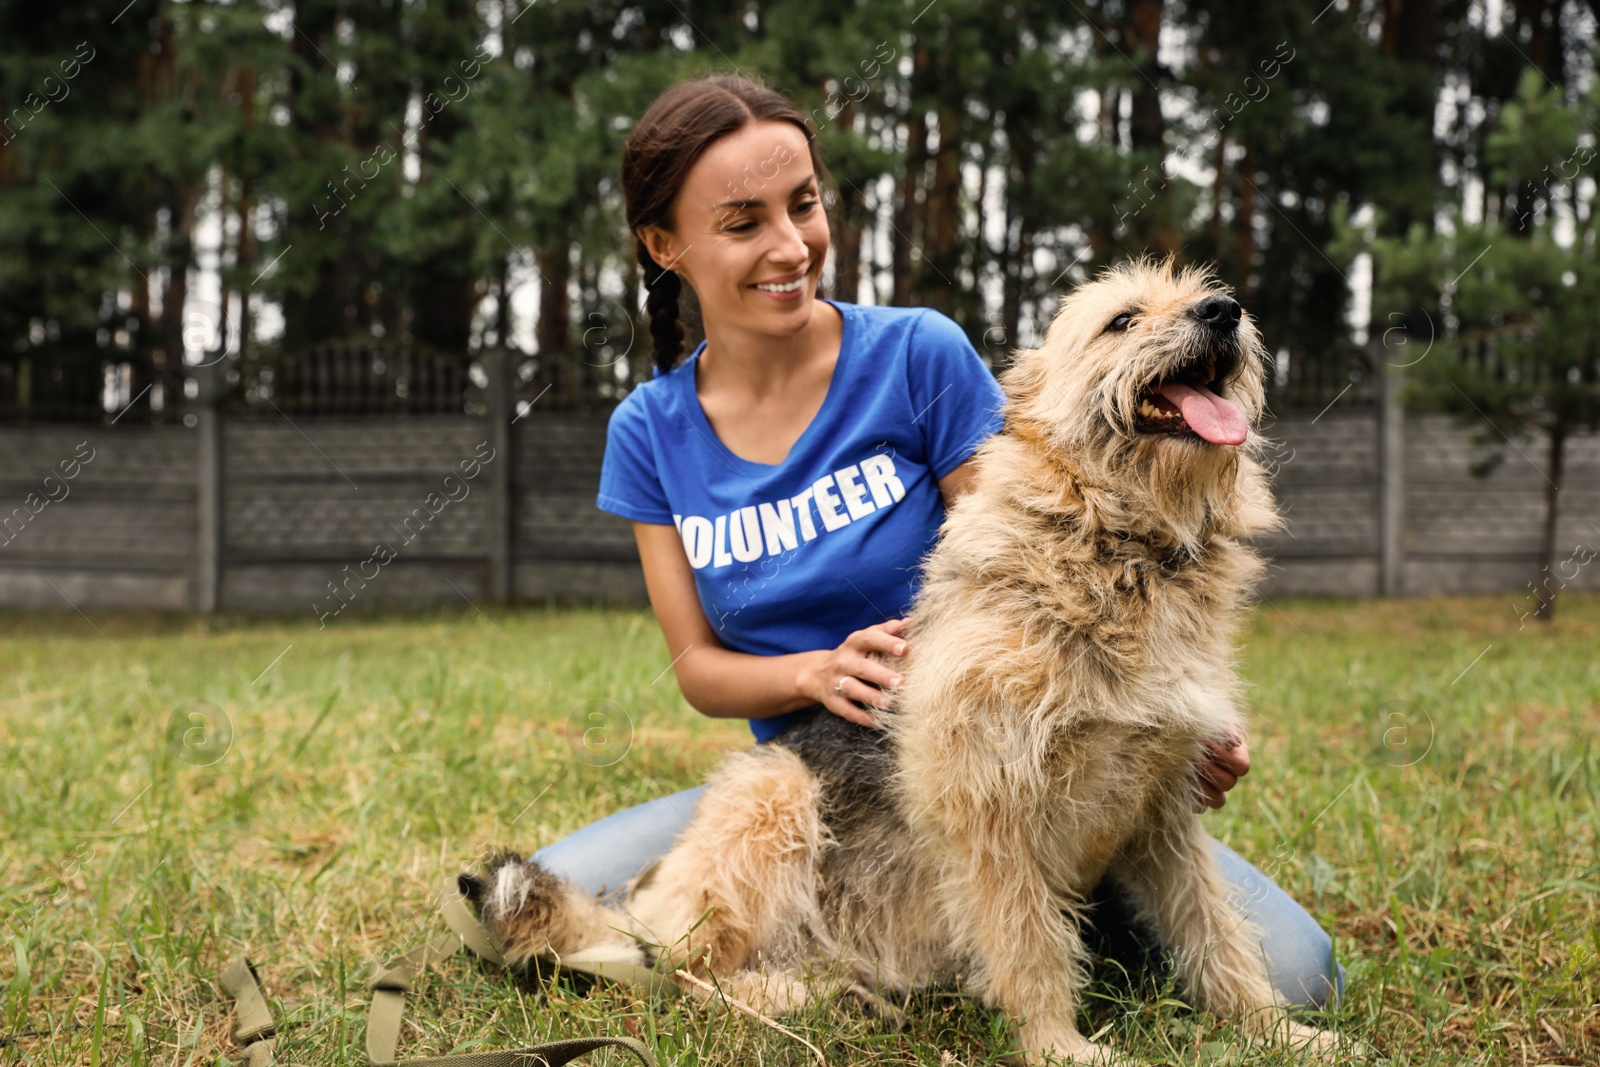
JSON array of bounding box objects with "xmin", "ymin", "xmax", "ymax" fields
[{"xmin": 460, "ymin": 260, "xmax": 1334, "ymax": 1064}]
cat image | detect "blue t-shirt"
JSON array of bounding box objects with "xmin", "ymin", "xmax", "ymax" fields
[{"xmin": 595, "ymin": 299, "xmax": 1006, "ymax": 742}]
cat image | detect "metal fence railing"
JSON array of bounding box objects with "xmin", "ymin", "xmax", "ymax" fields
[
  {"xmin": 4, "ymin": 333, "xmax": 1386, "ymax": 424},
  {"xmin": 0, "ymin": 352, "xmax": 189, "ymax": 425},
  {"xmin": 230, "ymin": 343, "xmax": 488, "ymax": 418},
  {"xmin": 1265, "ymin": 344, "xmax": 1379, "ymax": 412}
]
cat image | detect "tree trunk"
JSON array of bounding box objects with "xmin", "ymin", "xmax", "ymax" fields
[
  {"xmin": 1003, "ymin": 137, "xmax": 1035, "ymax": 355},
  {"xmin": 281, "ymin": 0, "xmax": 351, "ymax": 346},
  {"xmin": 407, "ymin": 116, "xmax": 476, "ymax": 350},
  {"xmin": 214, "ymin": 162, "xmax": 232, "ymax": 356},
  {"xmin": 537, "ymin": 245, "xmax": 571, "ymax": 360},
  {"xmin": 1235, "ymin": 143, "xmax": 1255, "ymax": 297},
  {"xmin": 891, "ymin": 44, "xmax": 930, "ymax": 306},
  {"xmin": 625, "ymin": 252, "xmax": 643, "ymax": 385},
  {"xmin": 238, "ymin": 173, "xmax": 253, "ymax": 358},
  {"xmin": 974, "ymin": 139, "xmax": 989, "ymax": 326},
  {"xmin": 1511, "ymin": 0, "xmax": 1560, "ymax": 84},
  {"xmin": 835, "ymin": 199, "xmax": 864, "ymax": 304},
  {"xmin": 925, "ymin": 108, "xmax": 962, "ymax": 312},
  {"xmin": 1127, "ymin": 0, "xmax": 1176, "ymax": 256},
  {"xmin": 161, "ymin": 192, "xmax": 194, "ymax": 368},
  {"xmin": 831, "ymin": 96, "xmax": 863, "ymax": 304},
  {"xmin": 1126, "ymin": 0, "xmax": 1165, "ymax": 153},
  {"xmin": 1100, "ymin": 86, "xmax": 1118, "ymax": 147},
  {"xmin": 1209, "ymin": 132, "xmax": 1227, "ymax": 247},
  {"xmin": 404, "ymin": 0, "xmax": 480, "ymax": 353},
  {"xmin": 237, "ymin": 65, "xmax": 257, "ymax": 358},
  {"xmin": 1532, "ymin": 426, "xmax": 1566, "ymax": 621},
  {"xmin": 1378, "ymin": 0, "xmax": 1439, "ymax": 237},
  {"xmin": 494, "ymin": 249, "xmax": 510, "ymax": 351},
  {"xmin": 1508, "ymin": 182, "xmax": 1539, "ymax": 237}
]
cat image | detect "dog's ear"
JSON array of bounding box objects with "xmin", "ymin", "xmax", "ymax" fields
[
  {"xmin": 464, "ymin": 849, "xmax": 530, "ymax": 906},
  {"xmin": 457, "ymin": 871, "xmax": 485, "ymax": 903}
]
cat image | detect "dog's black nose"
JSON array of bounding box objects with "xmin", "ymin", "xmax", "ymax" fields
[{"xmin": 1191, "ymin": 295, "xmax": 1241, "ymax": 329}]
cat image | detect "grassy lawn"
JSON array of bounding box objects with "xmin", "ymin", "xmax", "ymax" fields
[{"xmin": 1, "ymin": 593, "xmax": 1596, "ymax": 1066}]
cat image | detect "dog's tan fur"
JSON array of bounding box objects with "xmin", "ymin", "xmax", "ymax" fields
[{"xmin": 465, "ymin": 259, "xmax": 1333, "ymax": 1064}]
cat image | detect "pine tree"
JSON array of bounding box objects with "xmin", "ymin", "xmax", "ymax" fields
[{"xmin": 1359, "ymin": 67, "xmax": 1600, "ymax": 620}]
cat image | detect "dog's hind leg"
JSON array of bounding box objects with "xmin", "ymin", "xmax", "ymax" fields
[
  {"xmin": 678, "ymin": 967, "xmax": 814, "ymax": 1016},
  {"xmin": 1110, "ymin": 803, "xmax": 1335, "ymax": 1056},
  {"xmin": 624, "ymin": 743, "xmax": 829, "ymax": 983}
]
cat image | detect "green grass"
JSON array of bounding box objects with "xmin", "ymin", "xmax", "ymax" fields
[{"xmin": 1, "ymin": 594, "xmax": 1596, "ymax": 1066}]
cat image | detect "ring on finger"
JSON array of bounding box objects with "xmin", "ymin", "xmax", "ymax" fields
[{"xmin": 833, "ymin": 677, "xmax": 846, "ymax": 695}]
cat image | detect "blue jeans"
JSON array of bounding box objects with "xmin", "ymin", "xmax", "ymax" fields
[{"xmin": 534, "ymin": 784, "xmax": 1344, "ymax": 1010}]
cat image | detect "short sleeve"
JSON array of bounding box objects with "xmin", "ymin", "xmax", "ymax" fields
[
  {"xmin": 595, "ymin": 391, "xmax": 675, "ymax": 524},
  {"xmin": 908, "ymin": 310, "xmax": 1007, "ymax": 479}
]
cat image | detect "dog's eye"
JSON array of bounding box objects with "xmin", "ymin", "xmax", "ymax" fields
[{"xmin": 1106, "ymin": 312, "xmax": 1135, "ymax": 332}]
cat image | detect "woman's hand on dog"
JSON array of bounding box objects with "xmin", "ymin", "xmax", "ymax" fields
[
  {"xmin": 799, "ymin": 618, "xmax": 909, "ymax": 729},
  {"xmin": 1194, "ymin": 733, "xmax": 1250, "ymax": 811}
]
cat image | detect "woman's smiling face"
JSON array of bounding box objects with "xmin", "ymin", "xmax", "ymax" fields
[{"xmin": 639, "ymin": 120, "xmax": 830, "ymax": 339}]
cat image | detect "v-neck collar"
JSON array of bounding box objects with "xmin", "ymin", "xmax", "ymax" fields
[{"xmin": 678, "ymin": 299, "xmax": 852, "ymax": 472}]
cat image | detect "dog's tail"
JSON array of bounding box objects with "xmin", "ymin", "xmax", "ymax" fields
[{"xmin": 459, "ymin": 851, "xmax": 649, "ymax": 973}]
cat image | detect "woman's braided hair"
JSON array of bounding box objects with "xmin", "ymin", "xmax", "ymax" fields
[{"xmin": 621, "ymin": 74, "xmax": 830, "ymax": 376}]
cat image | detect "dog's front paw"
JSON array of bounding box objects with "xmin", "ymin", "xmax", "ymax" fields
[
  {"xmin": 1279, "ymin": 1021, "xmax": 1359, "ymax": 1061},
  {"xmin": 1016, "ymin": 1022, "xmax": 1126, "ymax": 1066}
]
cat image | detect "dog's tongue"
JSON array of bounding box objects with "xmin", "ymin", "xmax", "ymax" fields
[{"xmin": 1154, "ymin": 383, "xmax": 1249, "ymax": 445}]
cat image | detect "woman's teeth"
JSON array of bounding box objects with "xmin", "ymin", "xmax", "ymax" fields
[{"xmin": 754, "ymin": 277, "xmax": 804, "ymax": 293}]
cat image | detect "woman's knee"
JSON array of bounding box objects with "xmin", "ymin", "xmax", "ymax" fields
[
  {"xmin": 532, "ymin": 784, "xmax": 708, "ymax": 901},
  {"xmin": 1264, "ymin": 919, "xmax": 1344, "ymax": 1010},
  {"xmin": 1208, "ymin": 837, "xmax": 1344, "ymax": 1010}
]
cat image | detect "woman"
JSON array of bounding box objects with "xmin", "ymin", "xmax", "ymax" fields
[{"xmin": 536, "ymin": 73, "xmax": 1340, "ymax": 1010}]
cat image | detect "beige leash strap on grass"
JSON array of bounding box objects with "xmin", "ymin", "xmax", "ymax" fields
[
  {"xmin": 219, "ymin": 879, "xmax": 656, "ymax": 1066},
  {"xmin": 220, "ymin": 957, "xmax": 280, "ymax": 1067},
  {"xmin": 439, "ymin": 880, "xmax": 507, "ymax": 965}
]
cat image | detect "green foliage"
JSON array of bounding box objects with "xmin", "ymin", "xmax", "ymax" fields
[
  {"xmin": 1348, "ymin": 63, "xmax": 1599, "ymax": 615},
  {"xmin": 0, "ymin": 0, "xmax": 1593, "ymax": 415},
  {"xmin": 1487, "ymin": 69, "xmax": 1581, "ymax": 195},
  {"xmin": 1356, "ymin": 62, "xmax": 1600, "ymax": 446}
]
